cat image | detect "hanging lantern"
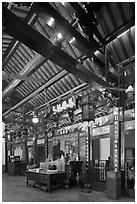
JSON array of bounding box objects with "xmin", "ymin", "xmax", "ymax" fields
[
  {"xmin": 32, "ymin": 109, "xmax": 39, "ymax": 124},
  {"xmin": 81, "ymin": 93, "xmax": 96, "ymax": 121}
]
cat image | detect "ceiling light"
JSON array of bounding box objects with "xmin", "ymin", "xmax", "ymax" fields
[
  {"xmin": 94, "ymin": 50, "xmax": 100, "ymax": 55},
  {"xmin": 47, "ymin": 17, "xmax": 54, "ymax": 27},
  {"xmin": 124, "ymin": 71, "xmax": 127, "ymax": 76},
  {"xmin": 69, "ymin": 37, "xmax": 76, "ymax": 44},
  {"xmin": 57, "ymin": 33, "xmax": 63, "ymax": 39},
  {"xmin": 32, "ymin": 116, "xmax": 39, "ymax": 124}
]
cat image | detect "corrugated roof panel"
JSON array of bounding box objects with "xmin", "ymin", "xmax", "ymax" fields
[
  {"xmin": 18, "ymin": 45, "xmax": 32, "ymax": 62},
  {"xmin": 43, "ymin": 63, "xmax": 54, "ymax": 78},
  {"xmin": 110, "ymin": 3, "xmax": 124, "ymax": 28},
  {"xmin": 11, "ymin": 5, "xmax": 29, "ymax": 19},
  {"xmin": 62, "ymin": 76, "xmax": 72, "ymax": 90},
  {"xmin": 121, "ymin": 2, "xmax": 134, "ymax": 21},
  {"xmin": 115, "ymin": 39, "xmax": 127, "ymax": 62},
  {"xmin": 54, "ymin": 2, "xmax": 73, "ymax": 22},
  {"xmin": 17, "ymin": 85, "xmax": 28, "ymax": 97},
  {"xmin": 127, "ymin": 28, "xmax": 135, "ymax": 55},
  {"xmin": 54, "ymin": 82, "xmax": 64, "ymax": 95},
  {"xmin": 65, "ymin": 75, "xmax": 75, "ymax": 89},
  {"xmin": 47, "ymin": 88, "xmax": 57, "ymax": 99},
  {"xmin": 7, "ymin": 60, "xmax": 21, "ymax": 73},
  {"xmin": 69, "ymin": 74, "xmax": 81, "ymax": 86},
  {"xmin": 131, "ymin": 26, "xmax": 135, "ymax": 44},
  {"xmin": 52, "ymin": 83, "xmax": 63, "ymax": 95},
  {"xmin": 9, "ymin": 55, "xmax": 24, "ymax": 70},
  {"xmin": 37, "ymin": 17, "xmax": 54, "ymax": 38},
  {"xmin": 48, "ymin": 61, "xmax": 62, "ymax": 73},
  {"xmin": 41, "ymin": 64, "xmax": 52, "ymax": 79},
  {"xmin": 118, "ymin": 38, "xmax": 129, "ymax": 59},
  {"xmin": 37, "ymin": 68, "xmax": 49, "ymax": 82},
  {"xmin": 14, "ymin": 51, "xmax": 28, "ymax": 66},
  {"xmin": 99, "ymin": 5, "xmax": 114, "ymax": 34},
  {"xmin": 58, "ymin": 79, "xmax": 68, "ymax": 93},
  {"xmin": 34, "ymin": 95, "xmax": 43, "ymax": 106},
  {"xmin": 21, "ymin": 44, "xmax": 36, "ymax": 57},
  {"xmin": 42, "ymin": 91, "xmax": 51, "ymax": 102},
  {"xmin": 56, "ymin": 80, "xmax": 66, "ymax": 93},
  {"xmin": 46, "ymin": 61, "xmax": 57, "ymax": 75},
  {"xmin": 50, "ymin": 86, "xmax": 60, "ymax": 98},
  {"xmin": 111, "ymin": 41, "xmax": 122, "ymax": 63},
  {"xmin": 34, "ymin": 19, "xmax": 50, "ymax": 39},
  {"xmin": 21, "ymin": 83, "xmax": 32, "ymax": 95},
  {"xmin": 4, "ymin": 65, "xmax": 14, "ymax": 79},
  {"xmin": 34, "ymin": 70, "xmax": 45, "ymax": 83}
]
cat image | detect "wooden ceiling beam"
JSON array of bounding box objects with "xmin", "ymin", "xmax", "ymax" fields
[
  {"xmin": 34, "ymin": 2, "xmax": 121, "ymax": 80},
  {"xmin": 2, "ymin": 54, "xmax": 47, "ymax": 99},
  {"xmin": 32, "ymin": 3, "xmax": 100, "ymax": 53},
  {"xmin": 2, "ymin": 4, "xmax": 38, "ymax": 68},
  {"xmin": 3, "ymin": 7, "xmax": 115, "ymax": 91},
  {"xmin": 2, "ymin": 70, "xmax": 68, "ymax": 117}
]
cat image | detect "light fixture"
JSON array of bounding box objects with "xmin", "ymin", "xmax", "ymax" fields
[
  {"xmin": 47, "ymin": 17, "xmax": 54, "ymax": 27},
  {"xmin": 94, "ymin": 50, "xmax": 100, "ymax": 55},
  {"xmin": 32, "ymin": 116, "xmax": 39, "ymax": 124},
  {"xmin": 32, "ymin": 109, "xmax": 39, "ymax": 123},
  {"xmin": 69, "ymin": 37, "xmax": 76, "ymax": 44},
  {"xmin": 57, "ymin": 33, "xmax": 63, "ymax": 39}
]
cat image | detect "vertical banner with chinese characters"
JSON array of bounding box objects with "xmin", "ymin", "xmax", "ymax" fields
[{"xmin": 113, "ymin": 107, "xmax": 119, "ymax": 172}]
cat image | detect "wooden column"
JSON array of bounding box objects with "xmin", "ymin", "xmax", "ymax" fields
[
  {"xmin": 119, "ymin": 66, "xmax": 125, "ymax": 194},
  {"xmin": 120, "ymin": 120, "xmax": 125, "ymax": 194},
  {"xmin": 106, "ymin": 107, "xmax": 121, "ymax": 199}
]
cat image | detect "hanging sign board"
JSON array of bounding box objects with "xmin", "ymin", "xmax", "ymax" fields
[
  {"xmin": 113, "ymin": 107, "xmax": 119, "ymax": 173},
  {"xmin": 124, "ymin": 109, "xmax": 135, "ymax": 121},
  {"xmin": 92, "ymin": 126, "xmax": 110, "ymax": 136},
  {"xmin": 124, "ymin": 120, "xmax": 135, "ymax": 130},
  {"xmin": 37, "ymin": 139, "xmax": 45, "ymax": 145},
  {"xmin": 27, "ymin": 141, "xmax": 33, "ymax": 146}
]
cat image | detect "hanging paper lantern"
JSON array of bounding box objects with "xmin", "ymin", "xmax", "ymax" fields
[{"xmin": 81, "ymin": 93, "xmax": 96, "ymax": 121}]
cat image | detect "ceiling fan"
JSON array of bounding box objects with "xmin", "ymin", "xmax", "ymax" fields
[{"xmin": 2, "ymin": 70, "xmax": 43, "ymax": 83}]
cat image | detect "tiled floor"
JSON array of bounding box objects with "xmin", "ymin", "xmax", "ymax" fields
[{"xmin": 2, "ymin": 173, "xmax": 135, "ymax": 202}]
